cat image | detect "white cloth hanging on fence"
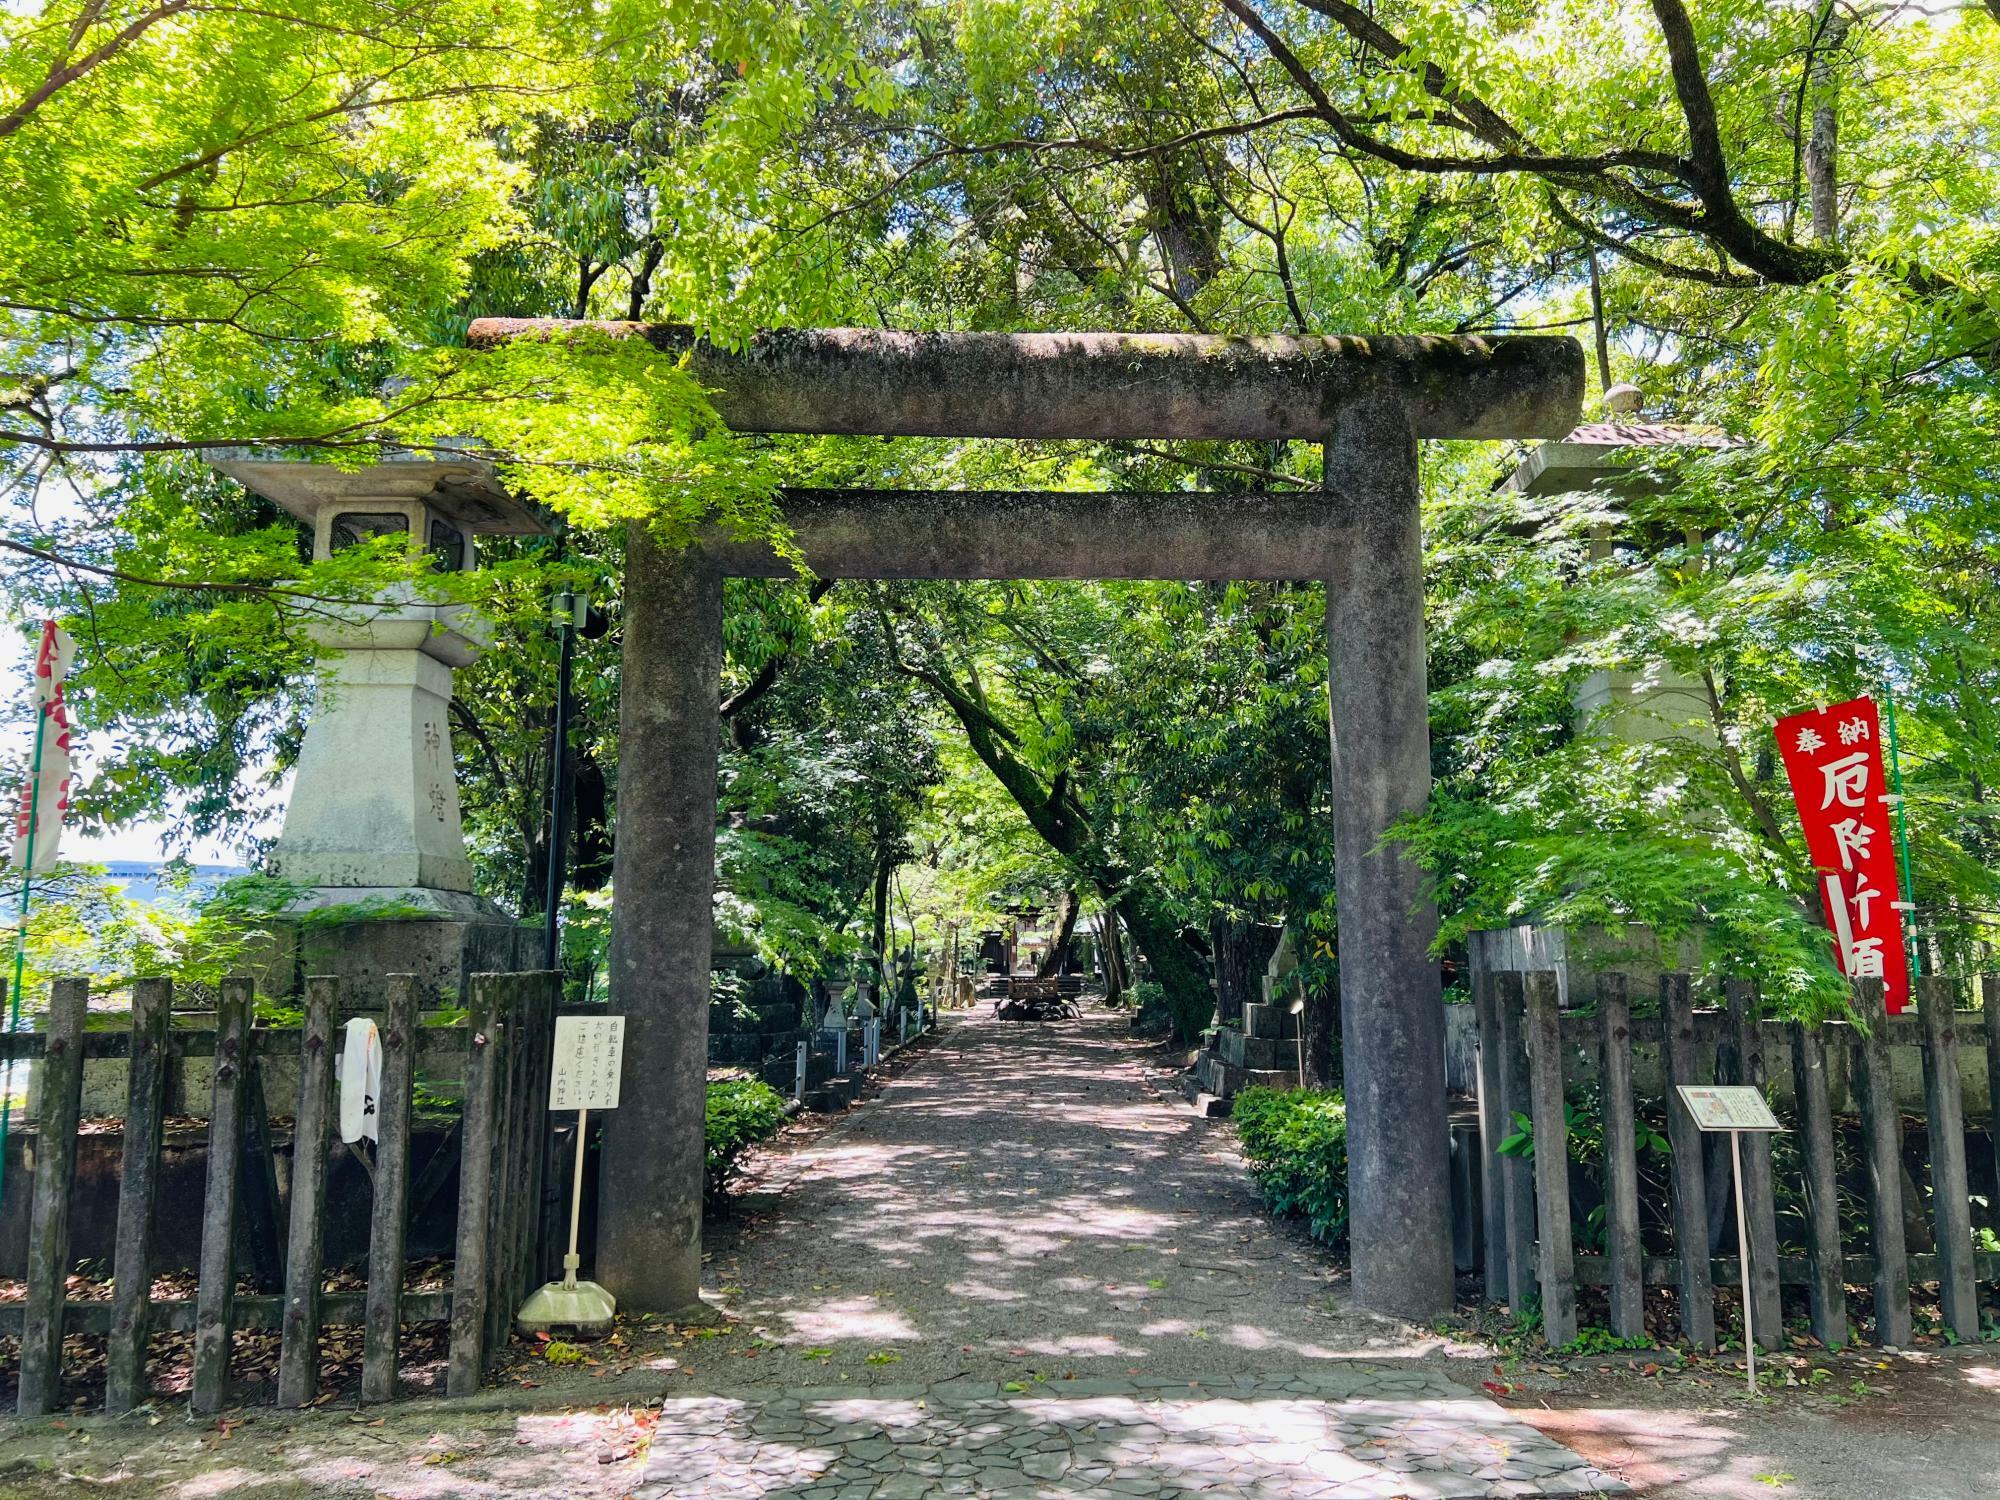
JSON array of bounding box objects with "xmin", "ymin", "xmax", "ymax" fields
[{"xmin": 336, "ymin": 1017, "xmax": 382, "ymax": 1144}]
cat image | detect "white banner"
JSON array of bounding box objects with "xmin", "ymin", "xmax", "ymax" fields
[
  {"xmin": 8, "ymin": 622, "xmax": 75, "ymax": 874},
  {"xmin": 337, "ymin": 1018, "xmax": 383, "ymax": 1143}
]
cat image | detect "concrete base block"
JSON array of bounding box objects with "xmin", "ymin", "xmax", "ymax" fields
[
  {"xmin": 804, "ymin": 1075, "xmax": 860, "ymax": 1112},
  {"xmin": 246, "ymin": 905, "xmax": 538, "ymax": 1011},
  {"xmin": 1241, "ymin": 1003, "xmax": 1298, "ymax": 1040},
  {"xmin": 1184, "ymin": 1048, "xmax": 1296, "ymax": 1096},
  {"xmin": 1196, "ymin": 1052, "xmax": 1294, "ymax": 1097},
  {"xmin": 1178, "ymin": 1074, "xmax": 1235, "ymax": 1118},
  {"xmin": 1220, "ymin": 1029, "xmax": 1292, "ymax": 1071}
]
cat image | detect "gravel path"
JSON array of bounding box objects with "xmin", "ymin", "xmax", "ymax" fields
[
  {"xmin": 705, "ymin": 1006, "xmax": 1389, "ymax": 1386},
  {"xmin": 652, "ymin": 1007, "xmax": 1623, "ymax": 1497}
]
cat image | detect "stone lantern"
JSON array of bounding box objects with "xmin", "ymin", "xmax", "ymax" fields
[
  {"xmin": 212, "ymin": 450, "xmax": 547, "ymax": 996},
  {"xmin": 1498, "ymin": 383, "xmax": 1743, "ymax": 747},
  {"xmin": 1468, "ymin": 387, "xmax": 1748, "ymax": 994}
]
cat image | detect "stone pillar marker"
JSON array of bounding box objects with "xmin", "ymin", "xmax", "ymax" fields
[
  {"xmin": 1324, "ymin": 397, "xmax": 1453, "ymax": 1320},
  {"xmin": 595, "ymin": 527, "xmax": 722, "ymax": 1317}
]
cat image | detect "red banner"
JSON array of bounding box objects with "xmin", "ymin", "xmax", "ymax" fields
[{"xmin": 1774, "ymin": 697, "xmax": 1910, "ymax": 1013}]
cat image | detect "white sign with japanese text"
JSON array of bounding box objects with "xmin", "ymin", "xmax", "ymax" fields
[
  {"xmin": 1676, "ymin": 1085, "xmax": 1781, "ymax": 1133},
  {"xmin": 550, "ymin": 1014, "xmax": 625, "ymax": 1111}
]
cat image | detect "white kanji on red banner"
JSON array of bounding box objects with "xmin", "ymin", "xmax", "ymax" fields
[{"xmin": 1775, "ymin": 697, "xmax": 1910, "ymax": 1013}]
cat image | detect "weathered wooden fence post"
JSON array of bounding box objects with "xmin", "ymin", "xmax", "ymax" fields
[
  {"xmin": 1917, "ymin": 974, "xmax": 1978, "ymax": 1340},
  {"xmin": 277, "ymin": 976, "xmax": 340, "ymax": 1408},
  {"xmin": 1471, "ymin": 971, "xmax": 1511, "ymax": 1304},
  {"xmin": 361, "ymin": 974, "xmax": 419, "ymax": 1403},
  {"xmin": 1493, "ymin": 972, "xmax": 1538, "ymax": 1315},
  {"xmin": 240, "ymin": 1034, "xmax": 287, "ymax": 1293},
  {"xmin": 1789, "ymin": 1017, "xmax": 1849, "ymax": 1348},
  {"xmin": 1853, "ymin": 976, "xmax": 1912, "ymax": 1346},
  {"xmin": 105, "ymin": 977, "xmax": 172, "ymax": 1413},
  {"xmin": 17, "ymin": 977, "xmax": 90, "ymax": 1417},
  {"xmin": 1725, "ymin": 981, "xmax": 1781, "ymax": 1350},
  {"xmin": 449, "ymin": 979, "xmax": 507, "ymax": 1396},
  {"xmin": 1659, "ymin": 972, "xmax": 1715, "ymax": 1350},
  {"xmin": 1596, "ymin": 972, "xmax": 1644, "ymax": 1342},
  {"xmin": 1524, "ymin": 971, "xmax": 1576, "ymax": 1347},
  {"xmin": 191, "ymin": 977, "xmax": 253, "ymax": 1413},
  {"xmin": 518, "ymin": 974, "xmax": 557, "ymax": 1292}
]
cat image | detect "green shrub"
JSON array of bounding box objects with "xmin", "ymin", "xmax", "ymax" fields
[
  {"xmin": 1162, "ymin": 983, "xmax": 1214, "ymax": 1047},
  {"xmin": 704, "ymin": 1078, "xmax": 788, "ymax": 1206},
  {"xmin": 1129, "ymin": 979, "xmax": 1173, "ymax": 1034},
  {"xmin": 1232, "ymin": 1086, "xmax": 1349, "ymax": 1245}
]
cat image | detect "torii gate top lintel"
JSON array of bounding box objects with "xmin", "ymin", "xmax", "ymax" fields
[{"xmin": 465, "ymin": 319, "xmax": 1584, "ymax": 442}]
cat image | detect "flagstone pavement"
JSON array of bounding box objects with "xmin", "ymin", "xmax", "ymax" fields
[{"xmin": 639, "ymin": 1009, "xmax": 1625, "ymax": 1499}]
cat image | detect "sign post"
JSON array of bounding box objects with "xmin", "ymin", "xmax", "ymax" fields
[
  {"xmin": 518, "ymin": 1013, "xmax": 624, "ymax": 1336},
  {"xmin": 1289, "ymin": 992, "xmax": 1307, "ymax": 1088},
  {"xmin": 1676, "ymin": 1085, "xmax": 1783, "ymax": 1392}
]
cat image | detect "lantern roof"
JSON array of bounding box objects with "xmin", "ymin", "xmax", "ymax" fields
[{"xmin": 211, "ymin": 446, "xmax": 548, "ymax": 535}]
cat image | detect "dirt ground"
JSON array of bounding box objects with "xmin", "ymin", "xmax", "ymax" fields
[
  {"xmin": 1507, "ymin": 1346, "xmax": 2000, "ymax": 1499},
  {"xmin": 1, "ymin": 1008, "xmax": 1996, "ymax": 1499}
]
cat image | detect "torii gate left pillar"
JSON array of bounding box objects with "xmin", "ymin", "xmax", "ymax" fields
[{"xmin": 467, "ymin": 320, "xmax": 1584, "ymax": 1324}]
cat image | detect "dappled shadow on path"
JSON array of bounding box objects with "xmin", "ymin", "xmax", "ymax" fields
[
  {"xmin": 635, "ymin": 1378, "xmax": 1626, "ymax": 1498},
  {"xmin": 670, "ymin": 1013, "xmax": 1633, "ymax": 1495},
  {"xmin": 706, "ymin": 1010, "xmax": 1422, "ymax": 1382}
]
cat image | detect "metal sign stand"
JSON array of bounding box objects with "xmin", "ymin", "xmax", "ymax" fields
[
  {"xmin": 519, "ymin": 1014, "xmax": 625, "ymax": 1338},
  {"xmin": 1676, "ymin": 1085, "xmax": 1784, "ymax": 1394},
  {"xmin": 1289, "ymin": 993, "xmax": 1307, "ymax": 1088}
]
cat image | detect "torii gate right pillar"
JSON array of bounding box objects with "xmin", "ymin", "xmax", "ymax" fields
[{"xmin": 1324, "ymin": 397, "xmax": 1452, "ymax": 1319}]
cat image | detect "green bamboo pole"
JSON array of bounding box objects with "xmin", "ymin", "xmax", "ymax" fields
[
  {"xmin": 1882, "ymin": 683, "xmax": 1921, "ymax": 981},
  {"xmin": 0, "ymin": 690, "xmax": 53, "ymax": 1204}
]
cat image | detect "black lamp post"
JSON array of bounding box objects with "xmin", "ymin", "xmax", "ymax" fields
[{"xmin": 543, "ymin": 588, "xmax": 584, "ymax": 973}]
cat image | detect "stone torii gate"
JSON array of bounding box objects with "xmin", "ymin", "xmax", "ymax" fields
[{"xmin": 466, "ymin": 321, "xmax": 1583, "ymax": 1322}]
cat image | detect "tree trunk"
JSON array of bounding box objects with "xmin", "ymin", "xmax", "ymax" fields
[
  {"xmin": 871, "ymin": 853, "xmax": 891, "ymax": 964},
  {"xmin": 1037, "ymin": 889, "xmax": 1081, "ymax": 977},
  {"xmin": 1116, "ymin": 895, "xmax": 1213, "ymax": 1042},
  {"xmin": 1100, "ymin": 908, "xmax": 1126, "ymax": 1004},
  {"xmin": 1209, "ymin": 915, "xmax": 1252, "ymax": 1025},
  {"xmin": 571, "ymin": 748, "xmax": 614, "ymax": 890},
  {"xmin": 1304, "ymin": 963, "xmax": 1341, "ymax": 1089},
  {"xmin": 1805, "ymin": 8, "xmax": 1849, "ymax": 246}
]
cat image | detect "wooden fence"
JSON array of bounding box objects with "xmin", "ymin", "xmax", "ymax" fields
[
  {"xmin": 1472, "ymin": 971, "xmax": 2000, "ymax": 1351},
  {"xmin": 1, "ymin": 969, "xmax": 557, "ymax": 1413}
]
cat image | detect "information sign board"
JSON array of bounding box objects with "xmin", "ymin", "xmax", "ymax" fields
[
  {"xmin": 550, "ymin": 1014, "xmax": 624, "ymax": 1112},
  {"xmin": 1676, "ymin": 1084, "xmax": 1781, "ymax": 1132}
]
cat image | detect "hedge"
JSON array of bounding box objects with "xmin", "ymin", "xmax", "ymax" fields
[
  {"xmin": 1232, "ymin": 1085, "xmax": 1349, "ymax": 1245},
  {"xmin": 704, "ymin": 1077, "xmax": 788, "ymax": 1206}
]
